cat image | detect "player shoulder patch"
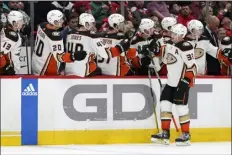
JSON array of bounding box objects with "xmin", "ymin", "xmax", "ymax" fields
[
  {"xmin": 40, "ymin": 23, "xmax": 62, "ymax": 41},
  {"xmin": 52, "ymin": 31, "xmax": 60, "ymax": 36},
  {"xmin": 4, "ymin": 28, "xmax": 19, "ymax": 42},
  {"xmin": 175, "ymin": 41, "xmax": 193, "ymax": 51},
  {"xmin": 221, "ymin": 36, "xmax": 231, "ymax": 46},
  {"xmin": 45, "ymin": 29, "xmax": 62, "ymax": 41}
]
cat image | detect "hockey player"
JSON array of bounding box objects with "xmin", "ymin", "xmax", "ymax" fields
[
  {"xmin": 131, "ymin": 17, "xmax": 177, "ymax": 75},
  {"xmin": 129, "ymin": 18, "xmax": 161, "ymax": 75},
  {"xmin": 220, "ymin": 36, "xmax": 232, "ymax": 76},
  {"xmin": 156, "ymin": 17, "xmax": 177, "ymax": 76},
  {"xmin": 64, "ymin": 13, "xmax": 103, "ymax": 77},
  {"xmin": 32, "ymin": 10, "xmax": 86, "ymax": 75},
  {"xmin": 158, "ymin": 17, "xmax": 177, "ymax": 46},
  {"xmin": 151, "ymin": 24, "xmax": 197, "ymax": 146},
  {"xmin": 96, "ymin": 13, "xmax": 135, "ymax": 76},
  {"xmin": 0, "ymin": 11, "xmax": 24, "ymax": 75},
  {"xmin": 186, "ymin": 19, "xmax": 232, "ymax": 75}
]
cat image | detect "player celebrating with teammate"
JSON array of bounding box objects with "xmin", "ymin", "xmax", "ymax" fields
[
  {"xmin": 0, "ymin": 11, "xmax": 24, "ymax": 75},
  {"xmin": 32, "ymin": 10, "xmax": 86, "ymax": 75},
  {"xmin": 65, "ymin": 13, "xmax": 104, "ymax": 77},
  {"xmin": 151, "ymin": 24, "xmax": 197, "ymax": 146},
  {"xmin": 186, "ymin": 19, "xmax": 232, "ymax": 75},
  {"xmin": 96, "ymin": 13, "xmax": 135, "ymax": 76}
]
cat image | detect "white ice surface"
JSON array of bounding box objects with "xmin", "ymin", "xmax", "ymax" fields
[{"xmin": 1, "ymin": 142, "xmax": 231, "ymax": 155}]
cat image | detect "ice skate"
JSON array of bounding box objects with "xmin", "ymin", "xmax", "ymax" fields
[
  {"xmin": 175, "ymin": 132, "xmax": 191, "ymax": 146},
  {"xmin": 151, "ymin": 130, "xmax": 170, "ymax": 145}
]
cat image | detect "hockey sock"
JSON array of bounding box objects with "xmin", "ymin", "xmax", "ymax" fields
[
  {"xmin": 161, "ymin": 112, "xmax": 172, "ymax": 131},
  {"xmin": 179, "ymin": 114, "xmax": 190, "ymax": 133}
]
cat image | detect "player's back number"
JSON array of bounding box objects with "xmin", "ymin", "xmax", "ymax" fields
[{"xmin": 67, "ymin": 42, "xmax": 85, "ymax": 53}]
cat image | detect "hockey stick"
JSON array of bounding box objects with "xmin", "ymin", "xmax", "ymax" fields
[
  {"xmin": 24, "ymin": 35, "xmax": 30, "ymax": 75},
  {"xmin": 138, "ymin": 46, "xmax": 159, "ymax": 133},
  {"xmin": 146, "ymin": 41, "xmax": 179, "ymax": 132}
]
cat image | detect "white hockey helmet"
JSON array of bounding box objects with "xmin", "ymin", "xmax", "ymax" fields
[
  {"xmin": 139, "ymin": 18, "xmax": 155, "ymax": 35},
  {"xmin": 79, "ymin": 13, "xmax": 96, "ymax": 30},
  {"xmin": 7, "ymin": 10, "xmax": 24, "ymax": 30},
  {"xmin": 47, "ymin": 10, "xmax": 64, "ymax": 28},
  {"xmin": 161, "ymin": 17, "xmax": 177, "ymax": 31},
  {"xmin": 108, "ymin": 13, "xmax": 125, "ymax": 30},
  {"xmin": 170, "ymin": 23, "xmax": 187, "ymax": 38},
  {"xmin": 187, "ymin": 19, "xmax": 204, "ymax": 34}
]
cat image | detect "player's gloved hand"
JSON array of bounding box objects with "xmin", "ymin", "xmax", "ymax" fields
[
  {"xmin": 228, "ymin": 50, "xmax": 232, "ymax": 63},
  {"xmin": 2, "ymin": 65, "xmax": 16, "ymax": 75},
  {"xmin": 20, "ymin": 25, "xmax": 31, "ymax": 36},
  {"xmin": 222, "ymin": 48, "xmax": 232, "ymax": 63},
  {"xmin": 140, "ymin": 40, "xmax": 159, "ymax": 56},
  {"xmin": 173, "ymin": 77, "xmax": 190, "ymax": 105},
  {"xmin": 115, "ymin": 39, "xmax": 130, "ymax": 54},
  {"xmin": 141, "ymin": 45, "xmax": 151, "ymax": 56},
  {"xmin": 148, "ymin": 39, "xmax": 160, "ymax": 55},
  {"xmin": 140, "ymin": 56, "xmax": 151, "ymax": 67},
  {"xmin": 71, "ymin": 50, "xmax": 87, "ymax": 61}
]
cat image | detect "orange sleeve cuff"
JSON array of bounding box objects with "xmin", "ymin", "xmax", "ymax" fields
[
  {"xmin": 57, "ymin": 52, "xmax": 73, "ymax": 63},
  {"xmin": 217, "ymin": 50, "xmax": 231, "ymax": 66},
  {"xmin": 0, "ymin": 55, "xmax": 7, "ymax": 68},
  {"xmin": 131, "ymin": 56, "xmax": 141, "ymax": 68},
  {"xmin": 184, "ymin": 65, "xmax": 197, "ymax": 87},
  {"xmin": 126, "ymin": 48, "xmax": 137, "ymax": 59}
]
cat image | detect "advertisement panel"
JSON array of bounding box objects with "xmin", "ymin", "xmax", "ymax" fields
[
  {"xmin": 38, "ymin": 78, "xmax": 231, "ymax": 144},
  {"xmin": 0, "ymin": 77, "xmax": 231, "ymax": 145},
  {"xmin": 0, "ymin": 79, "xmax": 21, "ymax": 146}
]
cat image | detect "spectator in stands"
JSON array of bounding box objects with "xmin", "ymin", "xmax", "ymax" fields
[
  {"xmin": 200, "ymin": 6, "xmax": 214, "ymax": 26},
  {"xmin": 177, "ymin": 3, "xmax": 195, "ymax": 27},
  {"xmin": 108, "ymin": 1, "xmax": 121, "ymax": 14},
  {"xmin": 0, "ymin": 2, "xmax": 9, "ymax": 28},
  {"xmin": 169, "ymin": 3, "xmax": 180, "ymax": 19},
  {"xmin": 51, "ymin": 1, "xmax": 74, "ymax": 18},
  {"xmin": 128, "ymin": 1, "xmax": 148, "ymax": 28},
  {"xmin": 147, "ymin": 1, "xmax": 170, "ymax": 21},
  {"xmin": 61, "ymin": 12, "xmax": 79, "ymax": 46},
  {"xmin": 7, "ymin": 1, "xmax": 30, "ymax": 25},
  {"xmin": 203, "ymin": 15, "xmax": 221, "ymax": 75},
  {"xmin": 221, "ymin": 17, "xmax": 232, "ymax": 36},
  {"xmin": 217, "ymin": 1, "xmax": 231, "ymax": 20},
  {"xmin": 217, "ymin": 27, "xmax": 227, "ymax": 47},
  {"xmin": 34, "ymin": 1, "xmax": 56, "ymax": 29},
  {"xmin": 90, "ymin": 2, "xmax": 111, "ymax": 30},
  {"xmin": 73, "ymin": 1, "xmax": 91, "ymax": 15},
  {"xmin": 189, "ymin": 2, "xmax": 201, "ymax": 20}
]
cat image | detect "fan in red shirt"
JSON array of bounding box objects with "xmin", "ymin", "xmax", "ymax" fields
[
  {"xmin": 221, "ymin": 17, "xmax": 232, "ymax": 37},
  {"xmin": 177, "ymin": 4, "xmax": 195, "ymax": 27}
]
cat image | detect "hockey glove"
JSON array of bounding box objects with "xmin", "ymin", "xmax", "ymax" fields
[
  {"xmin": 140, "ymin": 40, "xmax": 160, "ymax": 56},
  {"xmin": 2, "ymin": 65, "xmax": 16, "ymax": 75},
  {"xmin": 173, "ymin": 77, "xmax": 190, "ymax": 105},
  {"xmin": 140, "ymin": 56, "xmax": 151, "ymax": 67},
  {"xmin": 229, "ymin": 50, "xmax": 232, "ymax": 63},
  {"xmin": 115, "ymin": 39, "xmax": 130, "ymax": 54},
  {"xmin": 20, "ymin": 25, "xmax": 31, "ymax": 36},
  {"xmin": 71, "ymin": 50, "xmax": 87, "ymax": 61},
  {"xmin": 148, "ymin": 39, "xmax": 160, "ymax": 55}
]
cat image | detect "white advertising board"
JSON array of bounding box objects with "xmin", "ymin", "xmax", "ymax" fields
[
  {"xmin": 38, "ymin": 78, "xmax": 231, "ymax": 131},
  {"xmin": 0, "ymin": 79, "xmax": 21, "ymax": 132}
]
